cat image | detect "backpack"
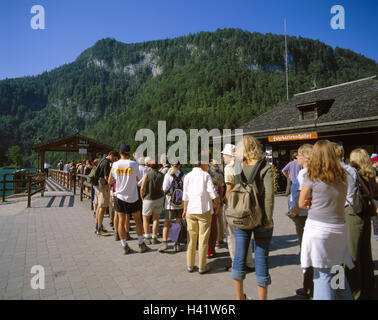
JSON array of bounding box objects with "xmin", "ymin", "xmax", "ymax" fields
[
  {"xmin": 87, "ymin": 158, "xmax": 106, "ymax": 186},
  {"xmin": 358, "ymin": 176, "xmax": 378, "ymax": 218},
  {"xmin": 225, "ymin": 159, "xmax": 265, "ymax": 230},
  {"xmin": 345, "ymin": 171, "xmax": 363, "ymax": 215},
  {"xmin": 87, "ymin": 165, "xmax": 99, "ymax": 185},
  {"xmin": 166, "ymin": 172, "xmax": 184, "ymax": 209}
]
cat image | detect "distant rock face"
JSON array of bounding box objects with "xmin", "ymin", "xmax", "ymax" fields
[
  {"xmin": 89, "ymin": 59, "xmax": 109, "ymax": 69},
  {"xmin": 88, "ymin": 52, "xmax": 163, "ymax": 77}
]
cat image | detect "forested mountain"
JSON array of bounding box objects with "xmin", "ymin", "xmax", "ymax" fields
[{"xmin": 1, "ymin": 28, "xmax": 377, "ymax": 167}]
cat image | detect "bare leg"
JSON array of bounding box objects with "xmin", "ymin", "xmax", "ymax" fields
[
  {"xmin": 114, "ymin": 211, "xmax": 119, "ymax": 231},
  {"xmin": 152, "ymin": 213, "xmax": 159, "ymax": 236},
  {"xmin": 233, "ymin": 279, "xmax": 245, "ymax": 300},
  {"xmin": 162, "ymin": 220, "xmax": 171, "ymax": 241},
  {"xmin": 257, "ymin": 286, "xmax": 268, "ymax": 300},
  {"xmin": 125, "ymin": 214, "xmax": 130, "ymax": 233},
  {"xmin": 132, "ymin": 211, "xmax": 143, "ymax": 237},
  {"xmin": 143, "ymin": 215, "xmax": 150, "ymax": 236},
  {"xmin": 96, "ymin": 206, "xmax": 107, "ymax": 229},
  {"xmin": 117, "ymin": 212, "xmax": 126, "ymax": 240}
]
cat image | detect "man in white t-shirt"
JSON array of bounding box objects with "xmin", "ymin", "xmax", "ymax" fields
[{"xmin": 108, "ymin": 144, "xmax": 150, "ymax": 254}]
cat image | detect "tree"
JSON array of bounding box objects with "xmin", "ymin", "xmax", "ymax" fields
[
  {"xmin": 8, "ymin": 146, "xmax": 23, "ymax": 168},
  {"xmin": 0, "ymin": 144, "xmax": 7, "ymax": 166}
]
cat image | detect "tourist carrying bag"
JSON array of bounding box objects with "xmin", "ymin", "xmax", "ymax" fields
[
  {"xmin": 169, "ymin": 219, "xmax": 187, "ymax": 243},
  {"xmin": 166, "ymin": 172, "xmax": 184, "ymax": 209},
  {"xmin": 87, "ymin": 158, "xmax": 105, "ymax": 186},
  {"xmin": 345, "ymin": 172, "xmax": 363, "ymax": 215},
  {"xmin": 225, "ymin": 159, "xmax": 264, "ymax": 230},
  {"xmin": 358, "ymin": 176, "xmax": 378, "ymax": 218}
]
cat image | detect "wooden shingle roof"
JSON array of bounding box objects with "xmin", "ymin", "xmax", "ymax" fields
[{"xmin": 240, "ymin": 76, "xmax": 378, "ymax": 138}]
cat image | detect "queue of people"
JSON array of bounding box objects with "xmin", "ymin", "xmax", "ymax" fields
[{"xmin": 76, "ymin": 137, "xmax": 377, "ymax": 301}]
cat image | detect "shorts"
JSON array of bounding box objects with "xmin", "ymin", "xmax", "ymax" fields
[
  {"xmin": 142, "ymin": 197, "xmax": 164, "ymax": 216},
  {"xmin": 114, "ymin": 197, "xmax": 141, "ymax": 215},
  {"xmin": 95, "ymin": 184, "xmax": 110, "ymax": 208},
  {"xmin": 164, "ymin": 209, "xmax": 183, "ymax": 220}
]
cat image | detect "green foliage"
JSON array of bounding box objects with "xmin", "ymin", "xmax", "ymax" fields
[
  {"xmin": 8, "ymin": 146, "xmax": 23, "ymax": 168},
  {"xmin": 0, "ymin": 29, "xmax": 377, "ymax": 166}
]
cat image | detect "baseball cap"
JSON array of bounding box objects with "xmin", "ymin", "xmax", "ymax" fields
[{"xmin": 120, "ymin": 144, "xmax": 130, "ymax": 153}]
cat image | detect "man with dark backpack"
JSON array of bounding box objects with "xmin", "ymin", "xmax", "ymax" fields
[
  {"xmin": 159, "ymin": 162, "xmax": 185, "ymax": 253},
  {"xmin": 94, "ymin": 151, "xmax": 118, "ymax": 236}
]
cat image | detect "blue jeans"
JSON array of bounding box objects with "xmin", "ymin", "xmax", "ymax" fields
[
  {"xmin": 231, "ymin": 226, "xmax": 273, "ymax": 287},
  {"xmin": 313, "ymin": 267, "xmax": 353, "ymax": 300}
]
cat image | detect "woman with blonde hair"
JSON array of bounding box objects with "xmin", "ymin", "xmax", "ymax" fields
[
  {"xmin": 287, "ymin": 143, "xmax": 314, "ymax": 299},
  {"xmin": 346, "ymin": 148, "xmax": 378, "ymax": 299},
  {"xmin": 227, "ymin": 135, "xmax": 274, "ymax": 300},
  {"xmin": 299, "ymin": 140, "xmax": 353, "ymax": 300}
]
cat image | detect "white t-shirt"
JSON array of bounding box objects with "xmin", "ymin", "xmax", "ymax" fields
[
  {"xmin": 112, "ymin": 159, "xmax": 141, "ymax": 203},
  {"xmin": 138, "ymin": 165, "xmax": 148, "ymax": 187},
  {"xmin": 162, "ymin": 169, "xmax": 184, "ymax": 210},
  {"xmin": 296, "ymin": 168, "xmax": 308, "ymax": 217}
]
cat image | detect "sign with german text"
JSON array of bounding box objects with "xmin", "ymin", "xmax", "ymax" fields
[{"xmin": 268, "ymin": 132, "xmax": 318, "ymax": 142}]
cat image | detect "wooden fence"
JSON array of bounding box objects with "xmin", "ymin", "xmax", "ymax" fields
[
  {"xmin": 0, "ymin": 171, "xmax": 46, "ymax": 207},
  {"xmin": 49, "ymin": 169, "xmax": 94, "ymax": 210}
]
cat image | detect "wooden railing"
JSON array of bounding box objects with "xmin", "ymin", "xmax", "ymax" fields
[
  {"xmin": 49, "ymin": 170, "xmax": 93, "ymax": 210},
  {"xmin": 49, "ymin": 169, "xmax": 76, "ymax": 194},
  {"xmin": 76, "ymin": 173, "xmax": 94, "ymax": 210},
  {"xmin": 0, "ymin": 171, "xmax": 45, "ymax": 207}
]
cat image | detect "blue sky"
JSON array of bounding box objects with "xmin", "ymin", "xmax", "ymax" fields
[{"xmin": 1, "ymin": 0, "xmax": 377, "ymax": 80}]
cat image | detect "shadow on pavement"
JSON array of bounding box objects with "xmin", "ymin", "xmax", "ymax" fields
[
  {"xmin": 275, "ymin": 295, "xmax": 308, "ymax": 300},
  {"xmin": 269, "ymin": 253, "xmax": 300, "ymax": 268},
  {"xmin": 270, "ymin": 234, "xmax": 299, "ymax": 251}
]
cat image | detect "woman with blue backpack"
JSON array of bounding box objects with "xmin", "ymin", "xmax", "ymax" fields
[{"xmin": 159, "ymin": 161, "xmax": 185, "ymax": 253}]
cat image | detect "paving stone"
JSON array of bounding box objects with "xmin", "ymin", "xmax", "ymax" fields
[{"xmin": 1, "ymin": 194, "xmax": 377, "ymax": 300}]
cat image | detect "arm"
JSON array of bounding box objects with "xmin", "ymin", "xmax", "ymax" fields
[
  {"xmin": 107, "ymin": 169, "xmax": 113, "ymax": 186},
  {"xmin": 225, "ymin": 183, "xmax": 234, "ymax": 203},
  {"xmin": 282, "ymin": 170, "xmax": 289, "ymax": 180},
  {"xmin": 263, "ymin": 167, "xmax": 274, "ymax": 228},
  {"xmin": 183, "ymin": 200, "xmax": 188, "ymax": 218},
  {"xmin": 139, "ymin": 173, "xmax": 147, "ymax": 201},
  {"xmin": 298, "ymin": 183, "xmax": 312, "ymax": 209},
  {"xmin": 182, "ymin": 175, "xmax": 189, "ymax": 217}
]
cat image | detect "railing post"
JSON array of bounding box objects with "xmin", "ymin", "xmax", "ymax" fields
[
  {"xmin": 2, "ymin": 174, "xmax": 6, "ymax": 202},
  {"xmin": 80, "ymin": 177, "xmax": 83, "ymax": 201},
  {"xmin": 27, "ymin": 175, "xmax": 32, "ymax": 208}
]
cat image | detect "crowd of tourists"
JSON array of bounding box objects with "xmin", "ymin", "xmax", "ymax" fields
[{"xmin": 57, "ymin": 137, "xmax": 377, "ymax": 300}]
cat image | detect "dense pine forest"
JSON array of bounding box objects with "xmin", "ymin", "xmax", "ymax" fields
[{"xmin": 0, "ymin": 28, "xmax": 377, "ymax": 167}]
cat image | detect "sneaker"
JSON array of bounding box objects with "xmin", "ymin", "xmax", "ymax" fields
[
  {"xmin": 125, "ymin": 232, "xmax": 134, "ymax": 241},
  {"xmin": 216, "ymin": 241, "xmax": 224, "ymax": 248},
  {"xmin": 97, "ymin": 230, "xmax": 111, "ymax": 237},
  {"xmin": 151, "ymin": 237, "xmax": 161, "ymax": 245},
  {"xmin": 144, "ymin": 238, "xmax": 152, "ymax": 245},
  {"xmin": 187, "ymin": 266, "xmax": 194, "ymax": 273},
  {"xmin": 139, "ymin": 242, "xmax": 150, "ymax": 253},
  {"xmin": 158, "ymin": 242, "xmax": 168, "ymax": 253},
  {"xmin": 244, "ymin": 294, "xmax": 252, "ymax": 300},
  {"xmin": 124, "ymin": 243, "xmax": 133, "ymax": 255},
  {"xmin": 199, "ymin": 266, "xmax": 210, "ymax": 274},
  {"xmin": 115, "ymin": 232, "xmax": 120, "ymax": 241},
  {"xmin": 295, "ymin": 288, "xmax": 312, "ymax": 299},
  {"xmin": 101, "ymin": 225, "xmax": 108, "ymax": 233}
]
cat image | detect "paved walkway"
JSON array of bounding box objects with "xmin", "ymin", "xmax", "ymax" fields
[{"xmin": 0, "ymin": 182, "xmax": 377, "ymax": 300}]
